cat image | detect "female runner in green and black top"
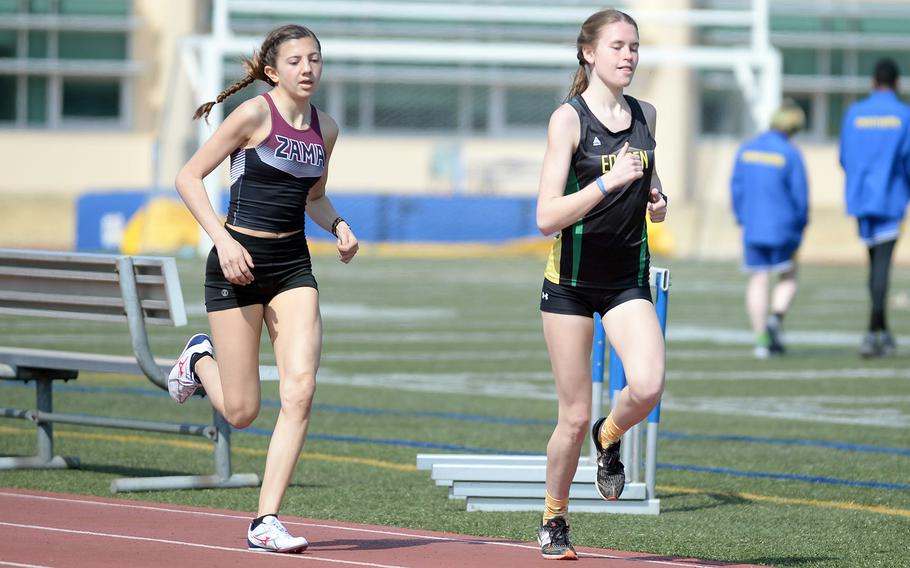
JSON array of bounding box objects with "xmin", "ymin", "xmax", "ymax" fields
[{"xmin": 534, "ymin": 8, "xmax": 668, "ymax": 560}]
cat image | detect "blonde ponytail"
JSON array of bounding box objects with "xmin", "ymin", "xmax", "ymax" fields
[{"xmin": 565, "ymin": 65, "xmax": 589, "ymax": 101}]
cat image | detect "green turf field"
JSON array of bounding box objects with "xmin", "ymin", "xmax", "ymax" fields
[{"xmin": 1, "ymin": 253, "xmax": 909, "ymax": 567}]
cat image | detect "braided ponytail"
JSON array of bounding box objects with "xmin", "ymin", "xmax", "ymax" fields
[
  {"xmin": 193, "ymin": 75, "xmax": 256, "ymax": 121},
  {"xmin": 565, "ymin": 9, "xmax": 638, "ymax": 101},
  {"xmin": 192, "ymin": 24, "xmax": 322, "ymax": 121}
]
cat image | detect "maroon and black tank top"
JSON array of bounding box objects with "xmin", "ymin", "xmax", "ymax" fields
[{"xmin": 227, "ymin": 92, "xmax": 326, "ymax": 233}]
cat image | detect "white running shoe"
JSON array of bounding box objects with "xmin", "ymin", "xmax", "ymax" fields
[
  {"xmin": 167, "ymin": 333, "xmax": 213, "ymax": 403},
  {"xmin": 247, "ymin": 515, "xmax": 308, "ymax": 553}
]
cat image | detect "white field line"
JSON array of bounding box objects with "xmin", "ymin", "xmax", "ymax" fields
[
  {"xmin": 184, "ymin": 303, "xmax": 455, "ymax": 320},
  {"xmin": 320, "ymin": 350, "xmax": 745, "ymax": 362},
  {"xmin": 268, "ymin": 370, "xmax": 910, "ymax": 427},
  {"xmin": 662, "ymin": 395, "xmax": 910, "ymax": 428},
  {"xmin": 5, "ymin": 323, "xmax": 904, "ymax": 349}
]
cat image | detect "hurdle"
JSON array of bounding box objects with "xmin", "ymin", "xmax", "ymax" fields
[{"xmin": 416, "ymin": 267, "xmax": 670, "ymax": 514}]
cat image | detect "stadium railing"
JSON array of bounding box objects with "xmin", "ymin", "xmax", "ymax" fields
[{"xmin": 0, "ymin": 249, "xmax": 259, "ymax": 493}]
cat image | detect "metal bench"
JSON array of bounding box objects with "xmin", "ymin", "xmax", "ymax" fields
[{"xmin": 0, "ymin": 248, "xmax": 259, "ymax": 493}]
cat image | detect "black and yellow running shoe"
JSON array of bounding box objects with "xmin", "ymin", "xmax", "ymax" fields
[
  {"xmin": 537, "ymin": 517, "xmax": 577, "ymax": 560},
  {"xmin": 591, "ymin": 417, "xmax": 625, "ymax": 500}
]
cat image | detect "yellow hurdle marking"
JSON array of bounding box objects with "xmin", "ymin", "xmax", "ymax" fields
[{"xmin": 3, "ymin": 425, "xmax": 908, "ymax": 517}]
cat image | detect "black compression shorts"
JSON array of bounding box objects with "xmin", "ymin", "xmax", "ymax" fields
[
  {"xmin": 539, "ymin": 278, "xmax": 651, "ymax": 318},
  {"xmin": 204, "ymin": 225, "xmax": 317, "ymax": 312}
]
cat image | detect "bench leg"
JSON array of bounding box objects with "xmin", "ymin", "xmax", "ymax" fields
[
  {"xmin": 109, "ymin": 409, "xmax": 259, "ymax": 493},
  {"xmin": 0, "ymin": 378, "xmax": 79, "ymax": 470},
  {"xmin": 36, "ymin": 377, "xmax": 54, "ymax": 462}
]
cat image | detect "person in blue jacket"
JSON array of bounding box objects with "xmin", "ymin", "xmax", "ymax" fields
[
  {"xmin": 731, "ymin": 101, "xmax": 808, "ymax": 359},
  {"xmin": 840, "ymin": 58, "xmax": 910, "ymax": 358}
]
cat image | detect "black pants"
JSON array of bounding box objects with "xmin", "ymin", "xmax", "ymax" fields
[{"xmin": 868, "ymin": 239, "xmax": 896, "ymax": 332}]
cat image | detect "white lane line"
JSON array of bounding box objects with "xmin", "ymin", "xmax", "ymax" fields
[
  {"xmin": 321, "ymin": 350, "xmax": 744, "ymax": 362},
  {"xmin": 667, "ymin": 326, "xmax": 910, "ymax": 347},
  {"xmin": 186, "ymin": 304, "xmax": 455, "ymax": 320},
  {"xmin": 0, "ymin": 494, "xmax": 724, "ymax": 568},
  {"xmin": 663, "ymin": 395, "xmax": 910, "ymax": 428},
  {"xmin": 669, "ymin": 368, "xmax": 910, "ymax": 381},
  {"xmin": 0, "ymin": 562, "xmax": 55, "ymax": 568},
  {"xmin": 0, "ymin": 522, "xmax": 405, "ymax": 568}
]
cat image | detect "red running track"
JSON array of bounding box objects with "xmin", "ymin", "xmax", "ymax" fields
[{"xmin": 0, "ymin": 489, "xmax": 768, "ymax": 568}]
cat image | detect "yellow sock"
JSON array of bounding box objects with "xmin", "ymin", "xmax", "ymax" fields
[
  {"xmin": 598, "ymin": 413, "xmax": 627, "ymax": 448},
  {"xmin": 542, "ymin": 491, "xmax": 569, "ymax": 522}
]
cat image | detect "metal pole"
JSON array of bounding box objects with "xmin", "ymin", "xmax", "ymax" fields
[
  {"xmin": 589, "ymin": 313, "xmax": 606, "ymax": 461},
  {"xmin": 117, "ymin": 257, "xmax": 168, "ymax": 390},
  {"xmin": 213, "ymin": 408, "xmax": 232, "ymax": 481},
  {"xmin": 35, "ymin": 379, "xmax": 53, "ymax": 462},
  {"xmin": 645, "ymin": 270, "xmax": 670, "ymax": 499}
]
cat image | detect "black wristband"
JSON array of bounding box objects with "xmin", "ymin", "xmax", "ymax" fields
[{"xmin": 331, "ymin": 216, "xmax": 347, "ymax": 237}]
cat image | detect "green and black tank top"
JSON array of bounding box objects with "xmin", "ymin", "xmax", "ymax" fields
[{"xmin": 544, "ymin": 94, "xmax": 656, "ymax": 290}]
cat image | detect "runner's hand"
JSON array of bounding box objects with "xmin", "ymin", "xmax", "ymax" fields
[
  {"xmin": 604, "ymin": 142, "xmax": 643, "ymax": 191},
  {"xmin": 647, "ymin": 188, "xmax": 667, "ymax": 223},
  {"xmin": 336, "ymin": 222, "xmax": 359, "ymax": 264},
  {"xmin": 215, "ymin": 236, "xmax": 255, "ymax": 285}
]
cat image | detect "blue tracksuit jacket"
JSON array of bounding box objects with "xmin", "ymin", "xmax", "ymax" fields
[
  {"xmin": 730, "ymin": 130, "xmax": 809, "ymax": 246},
  {"xmin": 839, "ymin": 90, "xmax": 910, "ymax": 220}
]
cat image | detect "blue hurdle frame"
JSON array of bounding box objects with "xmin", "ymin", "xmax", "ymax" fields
[{"xmin": 589, "ymin": 267, "xmax": 670, "ymax": 504}]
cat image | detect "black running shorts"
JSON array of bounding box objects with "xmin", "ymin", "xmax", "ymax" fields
[
  {"xmin": 539, "ymin": 278, "xmax": 651, "ymax": 318},
  {"xmin": 204, "ymin": 226, "xmax": 318, "ymax": 313}
]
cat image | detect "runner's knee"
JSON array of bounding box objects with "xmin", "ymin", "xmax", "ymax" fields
[
  {"xmin": 224, "ymin": 400, "xmax": 260, "ymax": 429},
  {"xmin": 279, "ymin": 372, "xmax": 316, "ymax": 419}
]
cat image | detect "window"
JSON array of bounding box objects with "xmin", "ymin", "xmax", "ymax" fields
[
  {"xmin": 858, "ymin": 16, "xmax": 910, "ymax": 34},
  {"xmin": 829, "ymin": 49, "xmax": 846, "ymax": 76},
  {"xmin": 28, "ymin": 0, "xmax": 51, "ymax": 13},
  {"xmin": 858, "ymin": 51, "xmax": 910, "ymax": 78},
  {"xmin": 0, "ymin": 76, "xmax": 15, "ymax": 121},
  {"xmin": 0, "ymin": 0, "xmax": 134, "ymax": 128},
  {"xmin": 826, "ymin": 94, "xmax": 852, "ymax": 139},
  {"xmin": 0, "ymin": 30, "xmax": 17, "ymax": 58},
  {"xmin": 59, "ymin": 32, "xmax": 127, "ymax": 60},
  {"xmin": 505, "ymin": 88, "xmax": 558, "ymax": 128},
  {"xmin": 782, "ymin": 49, "xmax": 816, "ymax": 76},
  {"xmin": 59, "ymin": 0, "xmax": 129, "ymax": 16},
  {"xmin": 700, "ymin": 86, "xmax": 749, "ymax": 137},
  {"xmin": 374, "ymin": 84, "xmax": 458, "ymax": 130},
  {"xmin": 28, "ymin": 30, "xmax": 48, "ymax": 58},
  {"xmin": 27, "ymin": 77, "xmax": 47, "ymax": 124},
  {"xmin": 62, "ymin": 78, "xmax": 120, "ymax": 119},
  {"xmin": 770, "ymin": 15, "xmax": 820, "ymax": 32},
  {"xmin": 470, "ymin": 86, "xmax": 489, "ymax": 131},
  {"xmin": 343, "ymin": 83, "xmax": 362, "ymax": 129}
]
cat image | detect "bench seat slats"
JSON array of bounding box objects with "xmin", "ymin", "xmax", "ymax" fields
[
  {"xmin": 0, "ymin": 306, "xmax": 175, "ymax": 325},
  {"xmin": 0, "ymin": 346, "xmax": 173, "ymax": 376},
  {"xmin": 0, "ymin": 266, "xmax": 119, "ymax": 282},
  {"xmin": 0, "ymin": 250, "xmax": 186, "ymax": 328},
  {"xmin": 0, "ymin": 290, "xmax": 170, "ymax": 311},
  {"xmin": 0, "ymin": 266, "xmax": 167, "ymax": 286}
]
